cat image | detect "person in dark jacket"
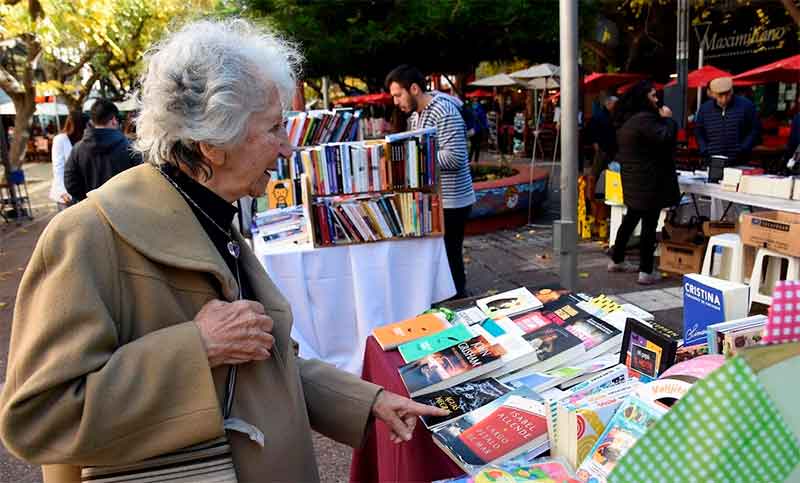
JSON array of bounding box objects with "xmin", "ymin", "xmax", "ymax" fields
[
  {"xmin": 694, "ymin": 77, "xmax": 761, "ymax": 163},
  {"xmin": 64, "ymin": 99, "xmax": 142, "ymax": 202},
  {"xmin": 608, "ymin": 81, "xmax": 680, "ymax": 285}
]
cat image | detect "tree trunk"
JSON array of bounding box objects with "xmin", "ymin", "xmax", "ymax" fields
[{"xmin": 8, "ymin": 94, "xmax": 35, "ymax": 170}]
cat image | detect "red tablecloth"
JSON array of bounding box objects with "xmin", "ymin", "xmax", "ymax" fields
[{"xmin": 350, "ymin": 336, "xmax": 464, "ymax": 483}]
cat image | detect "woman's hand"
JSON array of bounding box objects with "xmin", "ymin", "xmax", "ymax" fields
[
  {"xmin": 193, "ymin": 299, "xmax": 275, "ymax": 368},
  {"xmin": 371, "ymin": 390, "xmax": 450, "ymax": 443}
]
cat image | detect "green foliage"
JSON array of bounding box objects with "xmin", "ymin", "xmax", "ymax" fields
[{"xmin": 240, "ymin": 0, "xmax": 559, "ymax": 84}]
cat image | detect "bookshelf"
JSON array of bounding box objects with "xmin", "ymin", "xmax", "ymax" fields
[{"xmin": 298, "ymin": 128, "xmax": 445, "ymax": 248}]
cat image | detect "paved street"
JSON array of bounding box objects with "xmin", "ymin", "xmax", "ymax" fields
[{"xmin": 0, "ymin": 159, "xmax": 685, "ymax": 482}]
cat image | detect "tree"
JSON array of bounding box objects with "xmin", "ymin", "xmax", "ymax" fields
[
  {"xmin": 239, "ymin": 0, "xmax": 560, "ymax": 92},
  {"xmin": 0, "ymin": 0, "xmax": 214, "ymax": 177}
]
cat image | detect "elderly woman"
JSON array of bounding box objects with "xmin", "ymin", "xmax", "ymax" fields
[{"xmin": 0, "ymin": 19, "xmax": 445, "ymax": 482}]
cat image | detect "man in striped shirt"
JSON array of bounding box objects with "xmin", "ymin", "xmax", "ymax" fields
[{"xmin": 386, "ymin": 65, "xmax": 476, "ymax": 299}]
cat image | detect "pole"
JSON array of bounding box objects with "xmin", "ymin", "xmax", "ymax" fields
[
  {"xmin": 696, "ymin": 46, "xmax": 704, "ymax": 114},
  {"xmin": 556, "ymin": 0, "xmax": 578, "ymax": 291},
  {"xmin": 676, "ymin": 0, "xmax": 690, "ymax": 129}
]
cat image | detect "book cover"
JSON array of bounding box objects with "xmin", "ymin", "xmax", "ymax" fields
[
  {"xmin": 433, "ymin": 456, "xmax": 579, "ymax": 483},
  {"xmin": 568, "ymin": 398, "xmax": 627, "ymax": 469},
  {"xmin": 266, "ymin": 179, "xmax": 295, "ymax": 210},
  {"xmin": 454, "ymin": 307, "xmax": 489, "ymax": 326},
  {"xmin": 477, "ymin": 287, "xmax": 543, "ymax": 319},
  {"xmin": 619, "ymin": 318, "xmax": 680, "ymax": 382},
  {"xmin": 521, "ymin": 324, "xmax": 585, "ymax": 364},
  {"xmin": 398, "ymin": 323, "xmax": 475, "ymax": 363},
  {"xmin": 682, "ymin": 274, "xmax": 750, "ymax": 346},
  {"xmin": 472, "ymin": 318, "xmax": 537, "ymax": 377},
  {"xmin": 432, "ymin": 389, "xmax": 549, "ymax": 473},
  {"xmin": 706, "ymin": 315, "xmax": 766, "ymax": 354},
  {"xmin": 398, "ymin": 335, "xmax": 507, "ymax": 397},
  {"xmin": 413, "ymin": 378, "xmax": 511, "ymax": 430},
  {"xmin": 576, "ymin": 396, "xmax": 666, "ymax": 483},
  {"xmin": 372, "ymin": 313, "xmax": 449, "ymax": 350}
]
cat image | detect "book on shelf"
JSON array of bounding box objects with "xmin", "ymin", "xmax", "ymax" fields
[
  {"xmin": 477, "ymin": 287, "xmax": 544, "ymax": 319},
  {"xmin": 286, "ymin": 110, "xmax": 361, "ymax": 147},
  {"xmin": 371, "ymin": 313, "xmax": 450, "ymax": 351},
  {"xmin": 431, "ymin": 387, "xmax": 550, "ymax": 474},
  {"xmin": 576, "ymin": 395, "xmax": 666, "ymax": 483},
  {"xmin": 398, "ymin": 323, "xmax": 475, "ymax": 363},
  {"xmin": 306, "ymin": 190, "xmax": 442, "ymax": 246},
  {"xmin": 433, "ymin": 456, "xmax": 579, "ymax": 483},
  {"xmin": 412, "ymin": 378, "xmax": 512, "ymax": 430},
  {"xmin": 398, "ymin": 335, "xmax": 507, "ymax": 397},
  {"xmin": 619, "ymin": 318, "xmax": 681, "ymax": 382},
  {"xmin": 266, "ymin": 178, "xmax": 295, "ymax": 209}
]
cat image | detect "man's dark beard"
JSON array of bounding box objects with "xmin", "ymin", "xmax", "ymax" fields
[{"xmin": 408, "ymin": 95, "xmax": 418, "ymax": 113}]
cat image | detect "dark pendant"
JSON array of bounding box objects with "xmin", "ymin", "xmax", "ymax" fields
[{"xmin": 227, "ymin": 241, "xmax": 240, "ymax": 259}]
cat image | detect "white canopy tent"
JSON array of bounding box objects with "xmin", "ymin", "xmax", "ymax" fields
[
  {"xmin": 0, "ymin": 101, "xmax": 70, "ymax": 116},
  {"xmin": 512, "ymin": 64, "xmax": 562, "ymax": 224},
  {"xmin": 468, "ymin": 73, "xmax": 522, "ymax": 87}
]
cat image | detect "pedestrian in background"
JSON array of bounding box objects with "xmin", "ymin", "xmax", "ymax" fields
[
  {"xmin": 49, "ymin": 113, "xmax": 85, "ymax": 211},
  {"xmin": 64, "ymin": 99, "xmax": 142, "ymax": 202},
  {"xmin": 386, "ymin": 64, "xmax": 476, "ymax": 299},
  {"xmin": 695, "ymin": 76, "xmax": 761, "ymax": 163},
  {"xmin": 608, "ymin": 81, "xmax": 679, "ymax": 285}
]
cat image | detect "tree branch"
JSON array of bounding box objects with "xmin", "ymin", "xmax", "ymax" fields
[
  {"xmin": 62, "ymin": 47, "xmax": 101, "ymax": 78},
  {"xmin": 0, "ymin": 64, "xmax": 24, "ymax": 95}
]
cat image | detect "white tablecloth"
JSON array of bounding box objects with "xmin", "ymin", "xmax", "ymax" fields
[{"xmin": 254, "ymin": 237, "xmax": 456, "ymax": 374}]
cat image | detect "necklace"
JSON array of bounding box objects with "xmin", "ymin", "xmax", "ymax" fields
[{"xmin": 157, "ymin": 167, "xmax": 240, "ymax": 260}]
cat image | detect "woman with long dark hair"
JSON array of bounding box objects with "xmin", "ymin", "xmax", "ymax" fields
[
  {"xmin": 49, "ymin": 112, "xmax": 86, "ymax": 211},
  {"xmin": 607, "ymin": 81, "xmax": 680, "ymax": 285}
]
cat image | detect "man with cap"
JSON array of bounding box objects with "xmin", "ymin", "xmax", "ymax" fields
[{"xmin": 694, "ymin": 76, "xmax": 761, "ymax": 163}]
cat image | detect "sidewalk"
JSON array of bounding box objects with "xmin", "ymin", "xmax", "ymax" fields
[{"xmin": 0, "ymin": 157, "xmax": 686, "ymax": 483}]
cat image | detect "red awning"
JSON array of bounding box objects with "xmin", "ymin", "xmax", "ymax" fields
[
  {"xmin": 665, "ymin": 65, "xmax": 732, "ymax": 88},
  {"xmin": 466, "ymin": 89, "xmax": 494, "ymax": 99},
  {"xmin": 617, "ymin": 81, "xmax": 665, "ymax": 94},
  {"xmin": 334, "ymin": 92, "xmax": 393, "ymax": 106},
  {"xmin": 582, "ymin": 72, "xmax": 647, "ymax": 92},
  {"xmin": 733, "ymin": 54, "xmax": 800, "ymax": 85}
]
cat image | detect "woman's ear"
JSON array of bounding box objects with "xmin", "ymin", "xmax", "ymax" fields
[{"xmin": 198, "ymin": 142, "xmax": 227, "ymax": 168}]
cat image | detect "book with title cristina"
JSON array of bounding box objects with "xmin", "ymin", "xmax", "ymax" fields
[{"xmin": 398, "ymin": 335, "xmax": 507, "ymax": 397}]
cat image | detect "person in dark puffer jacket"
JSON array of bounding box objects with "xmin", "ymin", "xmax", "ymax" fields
[
  {"xmin": 694, "ymin": 76, "xmax": 761, "ymax": 163},
  {"xmin": 64, "ymin": 99, "xmax": 142, "ymax": 202},
  {"xmin": 608, "ymin": 81, "xmax": 680, "ymax": 285}
]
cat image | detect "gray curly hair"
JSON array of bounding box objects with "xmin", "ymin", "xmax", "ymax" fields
[{"xmin": 134, "ymin": 18, "xmax": 303, "ymax": 179}]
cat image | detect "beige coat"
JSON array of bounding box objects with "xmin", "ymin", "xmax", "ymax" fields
[{"xmin": 0, "ymin": 164, "xmax": 381, "ymax": 482}]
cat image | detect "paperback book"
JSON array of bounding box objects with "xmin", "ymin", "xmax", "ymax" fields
[
  {"xmin": 413, "ymin": 378, "xmax": 512, "ymax": 430},
  {"xmin": 372, "ymin": 313, "xmax": 449, "ymax": 350},
  {"xmin": 576, "ymin": 396, "xmax": 666, "ymax": 483},
  {"xmin": 477, "ymin": 288, "xmax": 543, "ymax": 319},
  {"xmin": 502, "ymin": 323, "xmax": 587, "ymax": 380},
  {"xmin": 682, "ymin": 273, "xmax": 749, "ymax": 346},
  {"xmin": 398, "ymin": 335, "xmax": 507, "ymax": 397},
  {"xmin": 431, "ymin": 388, "xmax": 549, "ymax": 473},
  {"xmin": 432, "ymin": 456, "xmax": 579, "ymax": 483},
  {"xmin": 398, "ymin": 323, "xmax": 475, "ymax": 363}
]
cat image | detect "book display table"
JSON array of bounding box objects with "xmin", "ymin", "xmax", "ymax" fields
[
  {"xmin": 678, "ymin": 176, "xmax": 800, "ymax": 218},
  {"xmin": 350, "ymin": 336, "xmax": 464, "ymax": 483},
  {"xmin": 254, "ymin": 236, "xmax": 456, "ymax": 374}
]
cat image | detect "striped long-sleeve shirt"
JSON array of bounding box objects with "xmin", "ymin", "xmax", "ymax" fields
[{"xmin": 409, "ymin": 92, "xmax": 476, "ymax": 209}]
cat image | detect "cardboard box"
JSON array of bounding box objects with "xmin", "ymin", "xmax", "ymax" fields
[
  {"xmin": 659, "ymin": 241, "xmax": 707, "ymax": 275},
  {"xmin": 702, "ymin": 221, "xmax": 736, "ymax": 238},
  {"xmin": 739, "ymin": 210, "xmax": 800, "ymax": 257},
  {"xmin": 739, "ymin": 175, "xmax": 794, "ymax": 200}
]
